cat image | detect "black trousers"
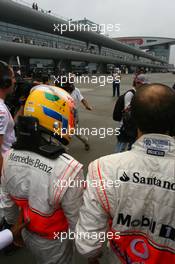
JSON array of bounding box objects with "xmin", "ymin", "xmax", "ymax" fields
[{"xmin": 113, "ymin": 81, "xmax": 120, "ymax": 97}]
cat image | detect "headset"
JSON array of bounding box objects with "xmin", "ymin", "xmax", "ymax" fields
[{"xmin": 0, "ymin": 60, "xmax": 12, "ymax": 89}]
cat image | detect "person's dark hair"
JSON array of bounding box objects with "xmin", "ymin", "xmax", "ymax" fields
[
  {"xmin": 63, "ymin": 82, "xmax": 75, "ymax": 93},
  {"xmin": 0, "ymin": 61, "xmax": 12, "ymax": 89},
  {"xmin": 5, "ymin": 80, "xmax": 33, "ymax": 117},
  {"xmin": 60, "ymin": 76, "xmax": 75, "ymax": 93},
  {"xmin": 131, "ymin": 83, "xmax": 175, "ymax": 136},
  {"xmin": 0, "ymin": 61, "xmax": 11, "ymax": 77},
  {"xmin": 42, "ymin": 75, "xmax": 49, "ymax": 84},
  {"xmin": 172, "ymin": 83, "xmax": 175, "ymax": 90},
  {"xmin": 55, "ymin": 80, "xmax": 60, "ymax": 87},
  {"xmin": 138, "ymin": 68, "xmax": 145, "ymax": 74}
]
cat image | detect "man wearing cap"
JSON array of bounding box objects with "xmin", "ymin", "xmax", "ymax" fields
[
  {"xmin": 133, "ymin": 68, "xmax": 145, "ymax": 87},
  {"xmin": 114, "ymin": 74, "xmax": 149, "ymax": 152}
]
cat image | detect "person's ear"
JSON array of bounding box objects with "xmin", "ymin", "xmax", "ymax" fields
[{"xmin": 137, "ymin": 128, "xmax": 143, "ymax": 139}]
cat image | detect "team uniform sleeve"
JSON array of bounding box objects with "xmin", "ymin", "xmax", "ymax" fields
[
  {"xmin": 0, "ymin": 229, "xmax": 13, "ymax": 250},
  {"xmin": 1, "ymin": 154, "xmax": 19, "ymax": 225},
  {"xmin": 124, "ymin": 91, "xmax": 134, "ymax": 109},
  {"xmin": 61, "ymin": 169, "xmax": 84, "ymax": 232},
  {"xmin": 0, "ymin": 108, "xmax": 9, "ymax": 135},
  {"xmin": 75, "ymin": 164, "xmax": 109, "ymax": 258}
]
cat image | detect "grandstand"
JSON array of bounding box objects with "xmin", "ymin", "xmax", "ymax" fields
[{"xmin": 0, "ymin": 0, "xmax": 171, "ymax": 75}]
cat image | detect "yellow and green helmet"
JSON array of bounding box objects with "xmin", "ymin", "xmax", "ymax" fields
[{"xmin": 24, "ymin": 85, "xmax": 75, "ymax": 145}]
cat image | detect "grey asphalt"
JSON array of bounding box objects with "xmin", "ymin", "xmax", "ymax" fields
[{"xmin": 1, "ymin": 73, "xmax": 174, "ymax": 264}]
